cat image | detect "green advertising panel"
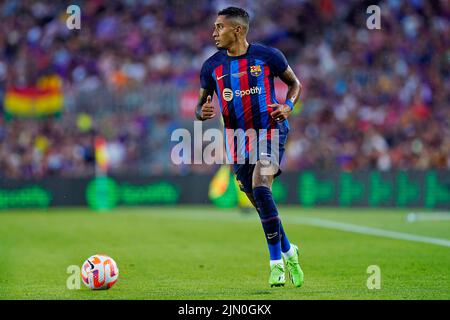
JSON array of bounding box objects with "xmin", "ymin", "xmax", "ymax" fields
[
  {"xmin": 396, "ymin": 171, "xmax": 421, "ymax": 207},
  {"xmin": 0, "ymin": 170, "xmax": 449, "ymax": 209},
  {"xmin": 425, "ymin": 171, "xmax": 450, "ymax": 208},
  {"xmin": 298, "ymin": 170, "xmax": 450, "ymax": 208},
  {"xmin": 0, "ymin": 186, "xmax": 52, "ymax": 209},
  {"xmin": 86, "ymin": 176, "xmax": 181, "ymax": 210},
  {"xmin": 368, "ymin": 171, "xmax": 394, "ymax": 206},
  {"xmin": 339, "ymin": 171, "xmax": 365, "ymax": 206},
  {"xmin": 298, "ymin": 171, "xmax": 335, "ymax": 206}
]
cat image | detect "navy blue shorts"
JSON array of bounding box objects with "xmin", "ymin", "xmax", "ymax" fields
[{"xmin": 233, "ymin": 126, "xmax": 288, "ymax": 193}]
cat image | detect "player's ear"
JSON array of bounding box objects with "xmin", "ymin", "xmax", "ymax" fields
[{"xmin": 237, "ymin": 25, "xmax": 248, "ymax": 37}]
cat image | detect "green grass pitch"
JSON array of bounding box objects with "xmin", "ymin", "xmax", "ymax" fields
[{"xmin": 0, "ymin": 206, "xmax": 449, "ymax": 300}]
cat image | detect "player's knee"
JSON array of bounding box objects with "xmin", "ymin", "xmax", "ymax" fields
[
  {"xmin": 252, "ymin": 175, "xmax": 271, "ymax": 189},
  {"xmin": 253, "ymin": 181, "xmax": 270, "ymax": 190},
  {"xmin": 252, "ymin": 161, "xmax": 273, "ymax": 189}
]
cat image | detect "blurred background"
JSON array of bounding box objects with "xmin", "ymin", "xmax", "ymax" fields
[{"xmin": 0, "ymin": 0, "xmax": 449, "ymax": 208}]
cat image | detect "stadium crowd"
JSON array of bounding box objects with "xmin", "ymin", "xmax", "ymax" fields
[{"xmin": 0, "ymin": 0, "xmax": 449, "ymax": 178}]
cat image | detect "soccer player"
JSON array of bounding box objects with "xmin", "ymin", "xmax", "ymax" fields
[{"xmin": 195, "ymin": 7, "xmax": 304, "ymax": 287}]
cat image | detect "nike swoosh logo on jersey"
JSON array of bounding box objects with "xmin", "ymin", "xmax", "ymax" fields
[{"xmin": 216, "ymin": 74, "xmax": 229, "ymax": 80}]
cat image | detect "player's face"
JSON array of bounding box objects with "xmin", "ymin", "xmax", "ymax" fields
[{"xmin": 213, "ymin": 15, "xmax": 238, "ymax": 49}]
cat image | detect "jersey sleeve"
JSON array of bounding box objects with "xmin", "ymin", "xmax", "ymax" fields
[
  {"xmin": 200, "ymin": 61, "xmax": 215, "ymax": 92},
  {"xmin": 267, "ymin": 47, "xmax": 289, "ymax": 77}
]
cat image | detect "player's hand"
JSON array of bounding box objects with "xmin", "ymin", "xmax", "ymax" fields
[
  {"xmin": 269, "ymin": 103, "xmax": 291, "ymax": 122},
  {"xmin": 201, "ymin": 95, "xmax": 216, "ymax": 120}
]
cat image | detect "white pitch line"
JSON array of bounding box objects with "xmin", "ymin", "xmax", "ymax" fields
[
  {"xmin": 286, "ymin": 216, "xmax": 450, "ymax": 248},
  {"xmin": 406, "ymin": 212, "xmax": 450, "ymax": 222},
  {"xmin": 159, "ymin": 211, "xmax": 450, "ymax": 248}
]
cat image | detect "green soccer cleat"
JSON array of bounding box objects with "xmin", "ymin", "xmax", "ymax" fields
[
  {"xmin": 269, "ymin": 263, "xmax": 286, "ymax": 287},
  {"xmin": 285, "ymin": 244, "xmax": 304, "ymax": 287}
]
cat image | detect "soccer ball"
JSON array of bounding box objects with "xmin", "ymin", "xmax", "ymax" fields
[{"xmin": 81, "ymin": 254, "xmax": 119, "ymax": 290}]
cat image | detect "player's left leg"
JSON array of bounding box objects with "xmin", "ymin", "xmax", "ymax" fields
[
  {"xmin": 245, "ymin": 191, "xmax": 292, "ymax": 260},
  {"xmin": 251, "ymin": 160, "xmax": 285, "ymax": 286},
  {"xmin": 251, "ymin": 160, "xmax": 303, "ymax": 287}
]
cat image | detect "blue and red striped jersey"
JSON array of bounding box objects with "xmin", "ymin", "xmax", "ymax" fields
[
  {"xmin": 200, "ymin": 43, "xmax": 289, "ymax": 132},
  {"xmin": 200, "ymin": 43, "xmax": 290, "ymax": 163}
]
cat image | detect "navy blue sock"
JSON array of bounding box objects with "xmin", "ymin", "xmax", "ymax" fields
[
  {"xmin": 257, "ymin": 209, "xmax": 291, "ymax": 254},
  {"xmin": 253, "ymin": 186, "xmax": 281, "ymax": 260},
  {"xmin": 280, "ymin": 222, "xmax": 291, "ymax": 253}
]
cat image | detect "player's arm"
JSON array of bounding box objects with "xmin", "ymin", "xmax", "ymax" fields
[
  {"xmin": 195, "ymin": 88, "xmax": 216, "ymax": 121},
  {"xmin": 279, "ymin": 65, "xmax": 302, "ymax": 109},
  {"xmin": 269, "ymin": 66, "xmax": 302, "ymax": 122}
]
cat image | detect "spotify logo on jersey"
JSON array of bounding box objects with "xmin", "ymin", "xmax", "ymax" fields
[
  {"xmin": 222, "ymin": 86, "xmax": 262, "ymax": 102},
  {"xmin": 222, "ymin": 88, "xmax": 233, "ymax": 101}
]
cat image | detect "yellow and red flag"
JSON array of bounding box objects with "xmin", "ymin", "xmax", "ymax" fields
[
  {"xmin": 95, "ymin": 136, "xmax": 109, "ymax": 174},
  {"xmin": 3, "ymin": 75, "xmax": 64, "ymax": 117}
]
